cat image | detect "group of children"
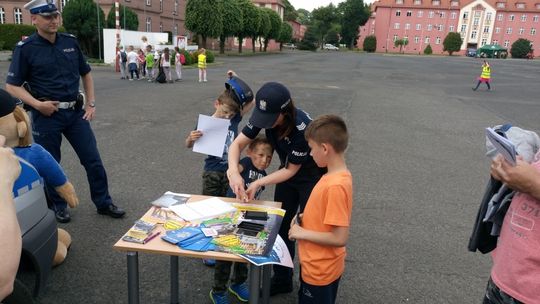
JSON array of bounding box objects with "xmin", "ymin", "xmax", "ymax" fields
[
  {"xmin": 185, "ymin": 71, "xmax": 352, "ymax": 304},
  {"xmin": 117, "ymin": 45, "xmax": 209, "ymax": 83}
]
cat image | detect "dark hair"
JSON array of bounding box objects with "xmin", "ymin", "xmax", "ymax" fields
[
  {"xmin": 174, "ymin": 46, "xmax": 180, "ymax": 52},
  {"xmin": 217, "ymin": 90, "xmax": 240, "ymax": 114},
  {"xmin": 275, "ymin": 99, "xmax": 296, "ymax": 140},
  {"xmin": 249, "ymin": 136, "xmax": 274, "ymax": 153},
  {"xmin": 163, "ymin": 47, "xmax": 170, "ymax": 62},
  {"xmin": 305, "ymin": 114, "xmax": 348, "ymax": 153}
]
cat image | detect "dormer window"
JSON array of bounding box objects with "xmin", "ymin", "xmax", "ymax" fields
[
  {"xmin": 396, "ymin": 0, "xmax": 403, "ymax": 4},
  {"xmin": 432, "ymin": 0, "xmax": 440, "ymax": 5},
  {"xmin": 451, "ymin": 1, "xmax": 459, "ymax": 6},
  {"xmin": 414, "ymin": 0, "xmax": 422, "ymax": 4},
  {"xmin": 516, "ymin": 3, "xmax": 525, "ymax": 8},
  {"xmin": 497, "ymin": 2, "xmax": 505, "ymax": 8}
]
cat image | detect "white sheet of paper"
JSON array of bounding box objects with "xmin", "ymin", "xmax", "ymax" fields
[
  {"xmin": 169, "ymin": 197, "xmax": 236, "ymax": 222},
  {"xmin": 193, "ymin": 114, "xmax": 230, "ymax": 157}
]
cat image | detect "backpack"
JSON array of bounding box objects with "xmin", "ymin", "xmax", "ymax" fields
[
  {"xmin": 155, "ymin": 67, "xmax": 166, "ymax": 83},
  {"xmin": 180, "ymin": 53, "xmax": 186, "ymax": 65},
  {"xmin": 120, "ymin": 51, "xmax": 127, "ymax": 63}
]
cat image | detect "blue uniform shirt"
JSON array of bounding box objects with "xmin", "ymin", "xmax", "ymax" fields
[
  {"xmin": 226, "ymin": 157, "xmax": 267, "ymax": 199},
  {"xmin": 13, "ymin": 157, "xmax": 43, "ymax": 198},
  {"xmin": 6, "ymin": 32, "xmax": 91, "ymax": 102}
]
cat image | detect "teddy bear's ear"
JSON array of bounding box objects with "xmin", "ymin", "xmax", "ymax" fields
[
  {"xmin": 13, "ymin": 106, "xmax": 32, "ymax": 147},
  {"xmin": 17, "ymin": 121, "xmax": 27, "ymax": 139}
]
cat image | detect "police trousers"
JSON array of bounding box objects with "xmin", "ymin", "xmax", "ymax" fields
[{"xmin": 31, "ymin": 109, "xmax": 112, "ymax": 210}]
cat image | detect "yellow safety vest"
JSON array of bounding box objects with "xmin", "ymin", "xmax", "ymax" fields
[
  {"xmin": 198, "ymin": 54, "xmax": 206, "ymax": 69},
  {"xmin": 481, "ymin": 65, "xmax": 491, "ymax": 79}
]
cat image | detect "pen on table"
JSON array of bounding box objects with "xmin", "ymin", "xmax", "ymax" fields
[{"xmin": 144, "ymin": 231, "xmax": 161, "ymax": 244}]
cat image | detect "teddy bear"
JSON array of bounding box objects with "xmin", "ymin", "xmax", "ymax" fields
[{"xmin": 0, "ymin": 88, "xmax": 76, "ymax": 266}]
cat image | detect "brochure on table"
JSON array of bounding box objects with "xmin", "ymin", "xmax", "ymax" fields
[{"xmin": 240, "ymin": 235, "xmax": 293, "ymax": 268}]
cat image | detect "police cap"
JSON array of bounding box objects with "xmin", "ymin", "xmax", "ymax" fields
[{"xmin": 24, "ymin": 0, "xmax": 59, "ymax": 16}]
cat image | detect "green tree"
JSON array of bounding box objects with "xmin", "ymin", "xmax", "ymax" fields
[
  {"xmin": 282, "ymin": 0, "xmax": 298, "ymax": 21},
  {"xmin": 442, "ymin": 32, "xmax": 462, "ymax": 55},
  {"xmin": 262, "ymin": 8, "xmax": 282, "ymax": 52},
  {"xmin": 297, "ymin": 9, "xmax": 312, "ymax": 25},
  {"xmin": 340, "ymin": 0, "xmax": 369, "ymax": 49},
  {"xmin": 257, "ymin": 8, "xmax": 271, "ymax": 52},
  {"xmin": 424, "ymin": 44, "xmax": 433, "ymax": 55},
  {"xmin": 185, "ymin": 0, "xmax": 223, "ymax": 49},
  {"xmin": 218, "ymin": 0, "xmax": 243, "ymax": 54},
  {"xmin": 105, "ymin": 4, "xmax": 138, "ymax": 30},
  {"xmin": 510, "ymin": 38, "xmax": 533, "ymax": 58},
  {"xmin": 276, "ymin": 21, "xmax": 293, "ymax": 51},
  {"xmin": 363, "ymin": 35, "xmax": 376, "ymax": 52},
  {"xmin": 312, "ymin": 4, "xmax": 339, "ymax": 49},
  {"xmin": 236, "ymin": 0, "xmax": 260, "ymax": 53},
  {"xmin": 326, "ymin": 29, "xmax": 340, "ymax": 45},
  {"xmin": 297, "ymin": 26, "xmax": 318, "ymax": 51},
  {"xmin": 394, "ymin": 38, "xmax": 408, "ymax": 53},
  {"xmin": 62, "ymin": 0, "xmax": 105, "ymax": 58}
]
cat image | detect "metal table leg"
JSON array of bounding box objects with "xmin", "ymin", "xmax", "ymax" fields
[
  {"xmin": 127, "ymin": 252, "xmax": 139, "ymax": 304},
  {"xmin": 249, "ymin": 264, "xmax": 261, "ymax": 304},
  {"xmin": 261, "ymin": 265, "xmax": 271, "ymax": 304},
  {"xmin": 170, "ymin": 256, "xmax": 179, "ymax": 304}
]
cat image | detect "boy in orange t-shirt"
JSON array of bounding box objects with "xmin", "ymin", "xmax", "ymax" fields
[{"xmin": 289, "ymin": 114, "xmax": 353, "ymax": 304}]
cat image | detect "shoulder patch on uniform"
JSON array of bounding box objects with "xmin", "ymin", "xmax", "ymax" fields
[
  {"xmin": 296, "ymin": 122, "xmax": 307, "ymax": 131},
  {"xmin": 17, "ymin": 41, "xmax": 26, "ymax": 46},
  {"xmin": 60, "ymin": 32, "xmax": 77, "ymax": 39}
]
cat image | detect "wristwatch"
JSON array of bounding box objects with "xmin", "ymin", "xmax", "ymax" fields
[{"xmin": 88, "ymin": 101, "xmax": 96, "ymax": 108}]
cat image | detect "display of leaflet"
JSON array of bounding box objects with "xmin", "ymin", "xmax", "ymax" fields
[
  {"xmin": 240, "ymin": 235, "xmax": 293, "ymax": 268},
  {"xmin": 486, "ymin": 127, "xmax": 517, "ymax": 166},
  {"xmin": 169, "ymin": 197, "xmax": 236, "ymax": 222},
  {"xmin": 151, "ymin": 191, "xmax": 190, "ymax": 208}
]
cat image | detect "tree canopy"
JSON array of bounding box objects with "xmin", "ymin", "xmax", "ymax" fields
[
  {"xmin": 340, "ymin": 0, "xmax": 369, "ymax": 49},
  {"xmin": 510, "ymin": 38, "xmax": 533, "ymax": 58},
  {"xmin": 443, "ymin": 32, "xmax": 462, "ymax": 55},
  {"xmin": 235, "ymin": 0, "xmax": 260, "ymax": 53},
  {"xmin": 105, "ymin": 4, "xmax": 138, "ymax": 31},
  {"xmin": 185, "ymin": 0, "xmax": 223, "ymax": 48},
  {"xmin": 62, "ymin": 0, "xmax": 105, "ymax": 58},
  {"xmin": 262, "ymin": 8, "xmax": 282, "ymax": 51},
  {"xmin": 277, "ymin": 21, "xmax": 293, "ymax": 50},
  {"xmin": 311, "ymin": 4, "xmax": 339, "ymax": 48},
  {"xmin": 218, "ymin": 0, "xmax": 243, "ymax": 54},
  {"xmin": 282, "ymin": 0, "xmax": 299, "ymax": 21}
]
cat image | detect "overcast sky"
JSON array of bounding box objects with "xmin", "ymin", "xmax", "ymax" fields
[{"xmin": 289, "ymin": 0, "xmax": 374, "ymax": 12}]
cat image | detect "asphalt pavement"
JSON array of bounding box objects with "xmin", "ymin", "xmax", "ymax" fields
[{"xmin": 1, "ymin": 51, "xmax": 539, "ymax": 304}]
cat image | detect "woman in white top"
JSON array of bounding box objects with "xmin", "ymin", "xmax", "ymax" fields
[
  {"xmin": 160, "ymin": 47, "xmax": 172, "ymax": 83},
  {"xmin": 174, "ymin": 46, "xmax": 183, "ymax": 81}
]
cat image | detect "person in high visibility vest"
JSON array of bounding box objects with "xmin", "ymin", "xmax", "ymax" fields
[
  {"xmin": 198, "ymin": 48, "xmax": 207, "ymax": 83},
  {"xmin": 473, "ymin": 60, "xmax": 492, "ymax": 91}
]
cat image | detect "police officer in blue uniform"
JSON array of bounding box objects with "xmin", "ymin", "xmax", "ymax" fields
[{"xmin": 5, "ymin": 0, "xmax": 125, "ymax": 223}]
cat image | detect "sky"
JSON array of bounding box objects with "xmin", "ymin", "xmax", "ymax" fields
[{"xmin": 289, "ymin": 0, "xmax": 374, "ymax": 12}]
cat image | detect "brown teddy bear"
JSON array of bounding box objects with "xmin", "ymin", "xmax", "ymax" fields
[{"xmin": 0, "ymin": 89, "xmax": 76, "ymax": 266}]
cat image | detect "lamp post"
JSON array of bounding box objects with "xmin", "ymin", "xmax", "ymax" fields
[{"xmin": 96, "ymin": 0, "xmax": 101, "ymax": 61}]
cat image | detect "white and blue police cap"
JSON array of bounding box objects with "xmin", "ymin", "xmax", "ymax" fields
[
  {"xmin": 24, "ymin": 0, "xmax": 59, "ymax": 16},
  {"xmin": 225, "ymin": 76, "xmax": 253, "ymax": 109}
]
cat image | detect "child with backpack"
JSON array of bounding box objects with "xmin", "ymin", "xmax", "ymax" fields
[
  {"xmin": 117, "ymin": 46, "xmax": 127, "ymax": 80},
  {"xmin": 174, "ymin": 46, "xmax": 184, "ymax": 82},
  {"xmin": 145, "ymin": 45, "xmax": 154, "ymax": 82}
]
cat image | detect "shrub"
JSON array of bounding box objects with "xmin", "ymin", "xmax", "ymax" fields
[
  {"xmin": 363, "ymin": 35, "xmax": 377, "ymax": 52},
  {"xmin": 206, "ymin": 50, "xmax": 215, "ymax": 63},
  {"xmin": 190, "ymin": 51, "xmax": 198, "ymax": 65},
  {"xmin": 424, "ymin": 44, "xmax": 433, "ymax": 55},
  {"xmin": 510, "ymin": 38, "xmax": 532, "ymax": 58},
  {"xmin": 0, "ymin": 24, "xmax": 37, "ymax": 50},
  {"xmin": 181, "ymin": 49, "xmax": 194, "ymax": 65}
]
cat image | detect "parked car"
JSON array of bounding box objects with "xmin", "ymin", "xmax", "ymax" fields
[
  {"xmin": 466, "ymin": 48, "xmax": 477, "ymax": 57},
  {"xmin": 283, "ymin": 43, "xmax": 297, "ymax": 50},
  {"xmin": 323, "ymin": 43, "xmax": 339, "ymax": 51},
  {"xmin": 7, "ymin": 158, "xmax": 57, "ymax": 300}
]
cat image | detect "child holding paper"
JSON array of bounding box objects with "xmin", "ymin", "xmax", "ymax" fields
[{"xmin": 288, "ymin": 115, "xmax": 353, "ymax": 304}]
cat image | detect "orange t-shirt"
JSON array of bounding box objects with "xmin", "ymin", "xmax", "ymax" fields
[{"xmin": 298, "ymin": 170, "xmax": 353, "ymax": 286}]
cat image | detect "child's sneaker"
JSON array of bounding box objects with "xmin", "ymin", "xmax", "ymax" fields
[
  {"xmin": 228, "ymin": 282, "xmax": 249, "ymax": 302},
  {"xmin": 203, "ymin": 259, "xmax": 216, "ymax": 266},
  {"xmin": 209, "ymin": 290, "xmax": 229, "ymax": 304}
]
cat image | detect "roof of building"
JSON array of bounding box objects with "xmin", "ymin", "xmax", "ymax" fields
[{"xmin": 371, "ymin": 0, "xmax": 540, "ymax": 12}]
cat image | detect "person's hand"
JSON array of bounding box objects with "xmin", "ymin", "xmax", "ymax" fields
[
  {"xmin": 288, "ymin": 215, "xmax": 304, "ymax": 241},
  {"xmin": 491, "ymin": 154, "xmax": 540, "ymax": 195},
  {"xmin": 0, "ymin": 135, "xmax": 22, "ymax": 188},
  {"xmin": 227, "ymin": 169, "xmax": 247, "ymax": 201},
  {"xmin": 290, "ymin": 213, "xmax": 303, "ymax": 228},
  {"xmin": 37, "ymin": 100, "xmax": 60, "ymax": 116},
  {"xmin": 245, "ymin": 180, "xmax": 262, "ymax": 201},
  {"xmin": 83, "ymin": 105, "xmax": 95, "ymax": 121},
  {"xmin": 188, "ymin": 130, "xmax": 203, "ymax": 142}
]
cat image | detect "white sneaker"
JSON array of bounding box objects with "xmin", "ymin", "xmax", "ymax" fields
[{"xmin": 203, "ymin": 79, "xmax": 207, "ymax": 82}]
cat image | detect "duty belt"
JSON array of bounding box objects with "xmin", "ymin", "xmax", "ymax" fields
[{"xmin": 57, "ymin": 101, "xmax": 77, "ymax": 109}]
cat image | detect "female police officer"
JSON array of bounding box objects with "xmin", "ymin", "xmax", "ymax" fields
[
  {"xmin": 6, "ymin": 0, "xmax": 125, "ymax": 223},
  {"xmin": 227, "ymin": 82, "xmax": 324, "ymax": 295}
]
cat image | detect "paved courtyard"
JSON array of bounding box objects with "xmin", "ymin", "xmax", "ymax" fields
[{"xmin": 1, "ymin": 51, "xmax": 539, "ymax": 304}]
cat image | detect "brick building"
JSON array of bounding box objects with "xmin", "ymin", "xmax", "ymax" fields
[{"xmin": 357, "ymin": 0, "xmax": 540, "ymax": 56}]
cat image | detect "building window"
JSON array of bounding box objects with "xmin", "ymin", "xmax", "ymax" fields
[
  {"xmin": 429, "ymin": 11, "xmax": 434, "ymax": 18},
  {"xmin": 498, "ymin": 14, "xmax": 503, "ymax": 21},
  {"xmin": 461, "ymin": 24, "xmax": 466, "ymax": 32},
  {"xmin": 519, "ymin": 27, "xmax": 524, "ymax": 34},
  {"xmin": 418, "ymin": 11, "xmax": 423, "ymax": 17},
  {"xmin": 14, "ymin": 8, "xmax": 22, "ymax": 24},
  {"xmin": 504, "ymin": 40, "xmax": 509, "ymax": 47},
  {"xmin": 537, "ymin": 4, "xmax": 540, "ymax": 8},
  {"xmin": 506, "ymin": 27, "xmax": 512, "ymax": 34},
  {"xmin": 474, "ymin": 18, "xmax": 479, "ymax": 26},
  {"xmin": 509, "ymin": 14, "xmax": 515, "ymax": 21},
  {"xmin": 427, "ymin": 24, "xmax": 432, "ymax": 31},
  {"xmin": 61, "ymin": 0, "xmax": 66, "ymax": 9},
  {"xmin": 449, "ymin": 25, "xmax": 455, "ymax": 32},
  {"xmin": 146, "ymin": 17, "xmax": 151, "ymax": 32},
  {"xmin": 416, "ymin": 23, "xmax": 421, "ymax": 30},
  {"xmin": 436, "ymin": 36, "xmax": 441, "ymax": 44},
  {"xmin": 521, "ymin": 14, "xmax": 526, "ymax": 21},
  {"xmin": 486, "ymin": 12, "xmax": 492, "ymax": 20},
  {"xmin": 497, "ymin": 2, "xmax": 505, "ymax": 8},
  {"xmin": 463, "ymin": 12, "xmax": 468, "ymax": 19},
  {"xmin": 407, "ymin": 11, "xmax": 412, "ymax": 17},
  {"xmin": 532, "ymin": 28, "xmax": 537, "ymax": 35},
  {"xmin": 495, "ymin": 27, "xmax": 500, "ymax": 33},
  {"xmin": 451, "ymin": 1, "xmax": 459, "ymax": 6},
  {"xmin": 534, "ymin": 15, "xmax": 539, "ymax": 22},
  {"xmin": 414, "ymin": 0, "xmax": 421, "ymax": 4},
  {"xmin": 475, "ymin": 11, "xmax": 481, "ymax": 17},
  {"xmin": 451, "ymin": 12, "xmax": 457, "ymax": 19},
  {"xmin": 396, "ymin": 10, "xmax": 401, "ymax": 16},
  {"xmin": 405, "ymin": 23, "xmax": 411, "ymax": 30},
  {"xmin": 415, "ymin": 36, "xmax": 419, "ymax": 43},
  {"xmin": 396, "ymin": 0, "xmax": 403, "ymax": 4},
  {"xmin": 517, "ymin": 3, "xmax": 525, "ymax": 8},
  {"xmin": 440, "ymin": 12, "xmax": 445, "ymax": 18},
  {"xmin": 483, "ymin": 26, "xmax": 489, "ymax": 33},
  {"xmin": 471, "ymin": 30, "xmax": 477, "ymax": 39},
  {"xmin": 432, "ymin": 0, "xmax": 440, "ymax": 5},
  {"xmin": 481, "ymin": 38, "xmax": 487, "ymax": 46},
  {"xmin": 393, "ymin": 34, "xmax": 398, "ymax": 41},
  {"xmin": 160, "ymin": 0, "xmax": 163, "ymax": 12},
  {"xmin": 425, "ymin": 36, "xmax": 430, "ymax": 43},
  {"xmin": 493, "ymin": 39, "xmax": 498, "ymax": 44},
  {"xmin": 394, "ymin": 23, "xmax": 400, "ymax": 29},
  {"xmin": 0, "ymin": 8, "xmax": 4, "ymax": 24},
  {"xmin": 438, "ymin": 24, "xmax": 444, "ymax": 31},
  {"xmin": 146, "ymin": 0, "xmax": 151, "ymax": 6}
]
